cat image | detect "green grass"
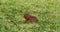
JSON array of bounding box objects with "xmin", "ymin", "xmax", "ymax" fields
[{"xmin": 0, "ymin": 0, "xmax": 60, "ymax": 32}]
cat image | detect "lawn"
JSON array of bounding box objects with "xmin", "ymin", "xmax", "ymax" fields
[{"xmin": 0, "ymin": 0, "xmax": 60, "ymax": 32}]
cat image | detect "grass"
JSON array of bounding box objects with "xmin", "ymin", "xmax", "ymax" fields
[{"xmin": 0, "ymin": 0, "xmax": 60, "ymax": 32}]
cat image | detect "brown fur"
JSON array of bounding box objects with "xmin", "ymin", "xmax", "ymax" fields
[{"xmin": 24, "ymin": 13, "xmax": 38, "ymax": 23}]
